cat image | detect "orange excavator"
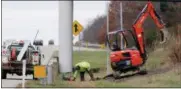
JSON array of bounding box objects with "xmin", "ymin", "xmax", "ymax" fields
[{"xmin": 105, "ymin": 1, "xmax": 169, "ymax": 78}]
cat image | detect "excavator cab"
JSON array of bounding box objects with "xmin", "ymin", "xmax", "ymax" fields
[
  {"xmin": 107, "ymin": 30, "xmax": 138, "ymax": 51},
  {"xmin": 106, "ymin": 30, "xmax": 144, "ymax": 73}
]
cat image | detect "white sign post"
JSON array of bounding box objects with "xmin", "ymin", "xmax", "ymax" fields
[{"xmin": 22, "ymin": 60, "xmax": 26, "ymax": 88}]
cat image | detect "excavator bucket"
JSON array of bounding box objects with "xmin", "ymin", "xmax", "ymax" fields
[{"xmin": 160, "ymin": 27, "xmax": 169, "ymax": 44}]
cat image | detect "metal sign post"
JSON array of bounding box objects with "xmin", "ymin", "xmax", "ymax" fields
[
  {"xmin": 22, "ymin": 60, "xmax": 26, "ymax": 88},
  {"xmin": 73, "ymin": 20, "xmax": 83, "ymax": 52},
  {"xmin": 79, "ymin": 31, "xmax": 84, "ymax": 52},
  {"xmin": 79, "ymin": 33, "xmax": 81, "ymax": 52}
]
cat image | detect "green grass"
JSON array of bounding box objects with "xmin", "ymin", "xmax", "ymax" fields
[
  {"xmin": 73, "ymin": 51, "xmax": 107, "ymax": 69},
  {"xmin": 146, "ymin": 48, "xmax": 169, "ymax": 70},
  {"xmin": 23, "ymin": 50, "xmax": 181, "ymax": 88}
]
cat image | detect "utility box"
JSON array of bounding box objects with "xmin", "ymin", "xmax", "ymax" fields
[{"xmin": 34, "ymin": 65, "xmax": 46, "ymax": 78}]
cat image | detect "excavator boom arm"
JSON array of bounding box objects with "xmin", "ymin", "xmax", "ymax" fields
[{"xmin": 132, "ymin": 2, "xmax": 167, "ymax": 60}]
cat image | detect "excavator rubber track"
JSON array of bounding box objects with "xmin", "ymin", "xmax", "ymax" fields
[{"xmin": 103, "ymin": 69, "xmax": 147, "ymax": 80}]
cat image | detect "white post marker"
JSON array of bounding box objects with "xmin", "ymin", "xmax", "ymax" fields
[
  {"xmin": 106, "ymin": 1, "xmax": 111, "ymax": 75},
  {"xmin": 58, "ymin": 1, "xmax": 73, "ymax": 73},
  {"xmin": 22, "ymin": 60, "xmax": 26, "ymax": 88}
]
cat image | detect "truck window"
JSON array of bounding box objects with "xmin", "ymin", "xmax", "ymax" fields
[{"xmin": 9, "ymin": 44, "xmax": 23, "ymax": 51}]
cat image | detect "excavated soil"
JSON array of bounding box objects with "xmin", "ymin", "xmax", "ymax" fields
[{"xmin": 103, "ymin": 65, "xmax": 175, "ymax": 82}]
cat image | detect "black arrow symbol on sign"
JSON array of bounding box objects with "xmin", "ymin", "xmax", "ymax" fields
[{"xmin": 74, "ymin": 24, "xmax": 78, "ymax": 32}]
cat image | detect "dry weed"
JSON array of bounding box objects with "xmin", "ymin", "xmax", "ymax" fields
[{"xmin": 168, "ymin": 35, "xmax": 181, "ymax": 64}]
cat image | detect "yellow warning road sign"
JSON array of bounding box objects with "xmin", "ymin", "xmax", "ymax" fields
[
  {"xmin": 73, "ymin": 20, "xmax": 83, "ymax": 36},
  {"xmin": 34, "ymin": 65, "xmax": 46, "ymax": 78}
]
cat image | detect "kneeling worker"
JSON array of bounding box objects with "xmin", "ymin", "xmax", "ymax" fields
[{"xmin": 71, "ymin": 61, "xmax": 95, "ymax": 81}]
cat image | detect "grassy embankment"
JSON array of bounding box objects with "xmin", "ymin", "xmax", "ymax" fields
[{"xmin": 20, "ymin": 47, "xmax": 181, "ymax": 88}]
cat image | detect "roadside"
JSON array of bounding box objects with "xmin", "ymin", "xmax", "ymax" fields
[
  {"xmin": 2, "ymin": 74, "xmax": 32, "ymax": 88},
  {"xmin": 20, "ymin": 50, "xmax": 181, "ymax": 87}
]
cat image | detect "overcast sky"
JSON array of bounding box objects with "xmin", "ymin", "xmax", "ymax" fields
[{"xmin": 2, "ymin": 1, "xmax": 107, "ymax": 45}]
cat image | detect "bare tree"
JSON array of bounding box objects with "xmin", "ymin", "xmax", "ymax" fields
[
  {"xmin": 83, "ymin": 15, "xmax": 106, "ymax": 43},
  {"xmin": 82, "ymin": 1, "xmax": 181, "ymax": 46},
  {"xmin": 97, "ymin": 1, "xmax": 170, "ymax": 47}
]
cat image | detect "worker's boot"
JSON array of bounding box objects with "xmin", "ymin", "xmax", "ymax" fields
[{"xmin": 80, "ymin": 72, "xmax": 85, "ymax": 81}]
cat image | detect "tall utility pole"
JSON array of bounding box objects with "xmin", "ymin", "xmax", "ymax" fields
[
  {"xmin": 106, "ymin": 1, "xmax": 111, "ymax": 75},
  {"xmin": 59, "ymin": 1, "xmax": 73, "ymax": 74},
  {"xmin": 120, "ymin": 1, "xmax": 124, "ymax": 49}
]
